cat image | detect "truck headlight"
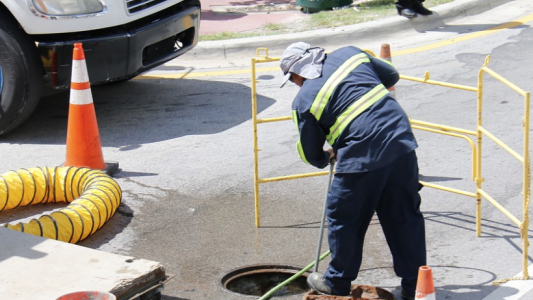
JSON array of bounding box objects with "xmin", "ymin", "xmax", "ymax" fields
[{"xmin": 32, "ymin": 0, "xmax": 104, "ymax": 16}]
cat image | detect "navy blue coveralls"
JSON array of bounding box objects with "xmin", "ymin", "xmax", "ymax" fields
[{"xmin": 291, "ymin": 46, "xmax": 427, "ymax": 296}]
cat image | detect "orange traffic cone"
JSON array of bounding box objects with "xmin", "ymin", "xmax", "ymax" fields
[
  {"xmin": 379, "ymin": 44, "xmax": 397, "ymax": 98},
  {"xmin": 415, "ymin": 266, "xmax": 436, "ymax": 300},
  {"xmin": 64, "ymin": 43, "xmax": 118, "ymax": 175}
]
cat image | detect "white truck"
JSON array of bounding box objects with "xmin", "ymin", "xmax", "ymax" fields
[{"xmin": 0, "ymin": 0, "xmax": 201, "ymax": 135}]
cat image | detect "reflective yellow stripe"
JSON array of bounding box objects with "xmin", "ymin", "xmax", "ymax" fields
[
  {"xmin": 311, "ymin": 53, "xmax": 370, "ymax": 120},
  {"xmin": 326, "ymin": 84, "xmax": 388, "ymax": 144},
  {"xmin": 292, "ymin": 110, "xmax": 310, "ymax": 165}
]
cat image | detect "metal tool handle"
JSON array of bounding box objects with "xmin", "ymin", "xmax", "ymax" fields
[{"xmin": 314, "ymin": 160, "xmax": 335, "ymax": 273}]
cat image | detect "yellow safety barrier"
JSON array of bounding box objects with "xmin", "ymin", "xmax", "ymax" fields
[
  {"xmin": 250, "ymin": 47, "xmax": 530, "ymax": 284},
  {"xmin": 476, "ymin": 56, "xmax": 530, "ymax": 284}
]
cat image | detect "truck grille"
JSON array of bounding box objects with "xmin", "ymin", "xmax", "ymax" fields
[{"xmin": 126, "ymin": 0, "xmax": 168, "ymax": 13}]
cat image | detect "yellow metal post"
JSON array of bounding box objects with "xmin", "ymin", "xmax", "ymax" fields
[
  {"xmin": 474, "ymin": 57, "xmax": 489, "ymax": 237},
  {"xmin": 251, "ymin": 58, "xmax": 261, "ymax": 228},
  {"xmin": 521, "ymin": 91, "xmax": 530, "ymax": 279}
]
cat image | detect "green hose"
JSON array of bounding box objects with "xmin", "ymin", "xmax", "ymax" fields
[{"xmin": 257, "ymin": 250, "xmax": 331, "ymax": 300}]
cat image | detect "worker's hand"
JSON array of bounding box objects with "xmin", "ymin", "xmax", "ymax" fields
[{"xmin": 326, "ymin": 148, "xmax": 336, "ymax": 164}]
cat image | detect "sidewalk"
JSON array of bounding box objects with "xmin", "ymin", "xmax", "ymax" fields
[
  {"xmin": 200, "ymin": 0, "xmax": 303, "ymax": 35},
  {"xmin": 188, "ymin": 0, "xmax": 514, "ymax": 60}
]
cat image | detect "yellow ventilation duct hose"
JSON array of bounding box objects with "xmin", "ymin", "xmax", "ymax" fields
[{"xmin": 0, "ymin": 166, "xmax": 122, "ymax": 243}]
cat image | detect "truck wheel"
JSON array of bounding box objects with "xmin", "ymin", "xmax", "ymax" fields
[{"xmin": 0, "ymin": 10, "xmax": 43, "ymax": 135}]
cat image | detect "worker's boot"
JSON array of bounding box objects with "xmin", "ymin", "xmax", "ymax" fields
[
  {"xmin": 307, "ymin": 272, "xmax": 333, "ymax": 295},
  {"xmin": 401, "ymin": 278, "xmax": 417, "ymax": 300},
  {"xmin": 401, "ymin": 289, "xmax": 415, "ymax": 300},
  {"xmin": 395, "ymin": 2, "xmax": 417, "ymax": 18}
]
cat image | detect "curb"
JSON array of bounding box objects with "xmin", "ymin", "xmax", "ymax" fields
[{"xmin": 185, "ymin": 0, "xmax": 513, "ymax": 60}]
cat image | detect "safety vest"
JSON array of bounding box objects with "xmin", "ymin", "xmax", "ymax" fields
[{"xmin": 293, "ymin": 52, "xmax": 390, "ymax": 146}]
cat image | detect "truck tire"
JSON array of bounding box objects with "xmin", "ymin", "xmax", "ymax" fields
[{"xmin": 0, "ymin": 10, "xmax": 43, "ymax": 136}]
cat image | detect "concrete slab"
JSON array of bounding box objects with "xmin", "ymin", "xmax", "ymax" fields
[{"xmin": 0, "ymin": 228, "xmax": 166, "ymax": 300}]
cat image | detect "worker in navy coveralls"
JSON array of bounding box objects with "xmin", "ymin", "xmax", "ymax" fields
[{"xmin": 279, "ymin": 42, "xmax": 426, "ymax": 300}]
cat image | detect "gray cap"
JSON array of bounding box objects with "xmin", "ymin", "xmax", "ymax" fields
[{"xmin": 279, "ymin": 42, "xmax": 326, "ymax": 88}]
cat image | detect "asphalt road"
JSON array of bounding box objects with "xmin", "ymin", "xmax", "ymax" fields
[{"xmin": 1, "ymin": 1, "xmax": 533, "ymax": 299}]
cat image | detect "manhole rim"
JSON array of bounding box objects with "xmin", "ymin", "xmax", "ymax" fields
[{"xmin": 217, "ymin": 263, "xmax": 312, "ymax": 298}]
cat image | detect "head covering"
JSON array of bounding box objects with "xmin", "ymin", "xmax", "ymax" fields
[{"xmin": 279, "ymin": 42, "xmax": 326, "ymax": 88}]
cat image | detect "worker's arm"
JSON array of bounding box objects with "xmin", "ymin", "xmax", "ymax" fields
[
  {"xmin": 368, "ymin": 54, "xmax": 400, "ymax": 90},
  {"xmin": 292, "ymin": 110, "xmax": 330, "ymax": 169}
]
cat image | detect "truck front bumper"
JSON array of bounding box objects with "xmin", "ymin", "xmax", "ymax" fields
[{"xmin": 38, "ymin": 4, "xmax": 200, "ymax": 89}]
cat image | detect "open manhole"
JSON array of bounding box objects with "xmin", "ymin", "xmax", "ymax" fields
[{"xmin": 218, "ymin": 264, "xmax": 311, "ymax": 298}]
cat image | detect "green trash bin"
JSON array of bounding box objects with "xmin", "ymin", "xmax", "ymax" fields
[{"xmin": 296, "ymin": 0, "xmax": 353, "ymax": 13}]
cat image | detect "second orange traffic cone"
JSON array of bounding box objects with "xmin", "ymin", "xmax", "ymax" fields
[
  {"xmin": 64, "ymin": 43, "xmax": 118, "ymax": 175},
  {"xmin": 379, "ymin": 43, "xmax": 397, "ymax": 98},
  {"xmin": 415, "ymin": 266, "xmax": 436, "ymax": 300}
]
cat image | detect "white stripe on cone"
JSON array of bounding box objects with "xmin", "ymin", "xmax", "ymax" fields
[
  {"xmin": 69, "ymin": 89, "xmax": 94, "ymax": 105},
  {"xmin": 416, "ymin": 291, "xmax": 436, "ymax": 300},
  {"xmin": 71, "ymin": 59, "xmax": 90, "ymax": 84},
  {"xmin": 70, "ymin": 55, "xmax": 93, "ymax": 105}
]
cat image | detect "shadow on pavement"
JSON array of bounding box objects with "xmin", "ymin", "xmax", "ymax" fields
[{"xmin": 1, "ymin": 78, "xmax": 275, "ymax": 147}]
